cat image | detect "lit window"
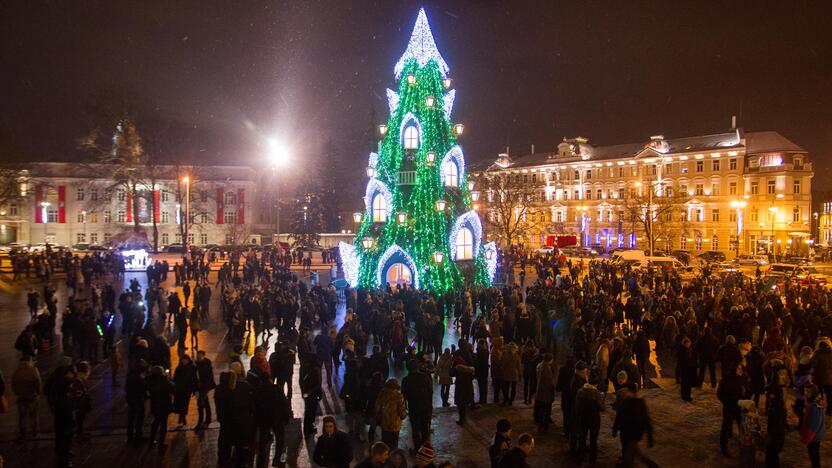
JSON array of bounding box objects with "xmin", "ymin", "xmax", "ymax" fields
[
  {"xmin": 712, "ymin": 236, "xmax": 719, "ymax": 251},
  {"xmin": 793, "ymin": 206, "xmax": 800, "ymax": 222},
  {"xmin": 793, "ymin": 180, "xmax": 801, "ymax": 194},
  {"xmin": 403, "ymin": 125, "xmax": 420, "ymax": 150},
  {"xmin": 729, "ymin": 159, "xmax": 737, "ymax": 170},
  {"xmin": 225, "ymin": 210, "xmax": 236, "ymax": 224},
  {"xmin": 76, "ymin": 187, "xmax": 85, "ymax": 201},
  {"xmin": 442, "ymin": 159, "xmax": 459, "ymax": 187},
  {"xmin": 104, "ymin": 210, "xmax": 112, "ymax": 223},
  {"xmin": 455, "ymin": 227, "xmax": 474, "ymax": 260},
  {"xmin": 200, "ymin": 233, "xmax": 208, "ymax": 245},
  {"xmin": 729, "ymin": 182, "xmax": 737, "ymax": 195},
  {"xmin": 751, "ymin": 182, "xmax": 759, "ymax": 195},
  {"xmin": 372, "ymin": 194, "xmax": 387, "ymax": 222},
  {"xmin": 696, "ymin": 161, "xmax": 704, "ymax": 172},
  {"xmin": 767, "ymin": 179, "xmax": 776, "ymax": 194},
  {"xmin": 695, "ymin": 184, "xmax": 704, "ymax": 196},
  {"xmin": 712, "ymin": 209, "xmax": 720, "ymax": 222},
  {"xmin": 161, "ymin": 233, "xmax": 169, "ymax": 245},
  {"xmin": 90, "ymin": 233, "xmax": 98, "ymax": 243}
]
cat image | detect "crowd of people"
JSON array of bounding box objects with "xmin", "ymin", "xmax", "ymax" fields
[{"xmin": 2, "ymin": 242, "xmax": 832, "ymax": 467}]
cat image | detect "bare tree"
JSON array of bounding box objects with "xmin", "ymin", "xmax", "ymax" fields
[
  {"xmin": 0, "ymin": 167, "xmax": 28, "ymax": 208},
  {"xmin": 621, "ymin": 182, "xmax": 691, "ymax": 254},
  {"xmin": 479, "ymin": 172, "xmax": 544, "ymax": 247}
]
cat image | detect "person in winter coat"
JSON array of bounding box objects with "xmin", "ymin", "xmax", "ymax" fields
[
  {"xmin": 194, "ymin": 350, "xmax": 215, "ymax": 429},
  {"xmin": 745, "ymin": 346, "xmax": 766, "ymax": 406},
  {"xmin": 497, "ymin": 433, "xmax": 535, "ymax": 468},
  {"xmin": 254, "ymin": 372, "xmax": 291, "ymax": 468},
  {"xmin": 375, "ymin": 378, "xmax": 407, "ymax": 450},
  {"xmin": 716, "ymin": 335, "xmax": 742, "ymax": 380},
  {"xmin": 612, "ymin": 387, "xmax": 658, "ymax": 468},
  {"xmin": 451, "ymin": 357, "xmax": 476, "ymax": 424},
  {"xmin": 568, "ymin": 361, "xmax": 590, "ymax": 455},
  {"xmin": 765, "ymin": 387, "xmax": 787, "ymax": 468},
  {"xmin": 500, "ymin": 342, "xmax": 522, "ymax": 406},
  {"xmin": 189, "ymin": 307, "xmax": 201, "ymax": 351},
  {"xmin": 521, "ymin": 341, "xmax": 539, "ymax": 404},
  {"xmin": 46, "ymin": 358, "xmax": 77, "ymax": 467},
  {"xmin": 694, "ymin": 327, "xmax": 719, "ymax": 388},
  {"xmin": 312, "ymin": 416, "xmax": 354, "ymax": 468},
  {"xmin": 737, "ymin": 400, "xmax": 762, "ymax": 467},
  {"xmin": 595, "ymin": 339, "xmax": 610, "ymax": 395},
  {"xmin": 146, "ymin": 365, "xmax": 174, "ymax": 448},
  {"xmin": 401, "ymin": 361, "xmax": 434, "ymax": 451},
  {"xmin": 810, "ymin": 338, "xmax": 832, "ymax": 416},
  {"xmin": 12, "ymin": 355, "xmax": 41, "ymax": 441},
  {"xmin": 800, "ymin": 384, "xmax": 826, "ymax": 468},
  {"xmin": 533, "ymin": 353, "xmax": 555, "ymax": 432},
  {"xmin": 794, "ymin": 346, "xmax": 814, "ymax": 430},
  {"xmin": 677, "ymin": 337, "xmax": 697, "ymax": 402},
  {"xmin": 300, "ymin": 353, "xmax": 323, "ymax": 436},
  {"xmin": 717, "ymin": 363, "xmax": 747, "ymax": 457},
  {"xmin": 556, "ymin": 357, "xmax": 577, "ymax": 438},
  {"xmin": 475, "ymin": 338, "xmax": 490, "ymax": 405},
  {"xmin": 574, "ymin": 372, "xmax": 605, "ymax": 463},
  {"xmin": 364, "ymin": 372, "xmax": 385, "ymax": 443},
  {"xmin": 173, "ymin": 354, "xmax": 197, "ymax": 425},
  {"xmin": 435, "ymin": 349, "xmax": 453, "ymax": 407},
  {"xmin": 228, "ymin": 366, "xmax": 257, "ymax": 464},
  {"xmin": 490, "ymin": 336, "xmax": 505, "ymax": 404}
]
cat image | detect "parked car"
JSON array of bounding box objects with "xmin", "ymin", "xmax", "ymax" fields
[
  {"xmin": 698, "ymin": 251, "xmax": 727, "ymax": 263},
  {"xmin": 535, "ymin": 246, "xmax": 555, "ymax": 255},
  {"xmin": 164, "ymin": 243, "xmax": 187, "ymax": 253},
  {"xmin": 784, "ymin": 256, "xmax": 812, "ymax": 266},
  {"xmin": 795, "ymin": 266, "xmax": 828, "ymax": 286},
  {"xmin": 733, "ymin": 254, "xmax": 768, "ymax": 266},
  {"xmin": 72, "ymin": 243, "xmax": 91, "ymax": 251}
]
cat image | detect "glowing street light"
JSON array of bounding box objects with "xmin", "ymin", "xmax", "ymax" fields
[
  {"xmin": 182, "ymin": 176, "xmax": 190, "ymax": 251},
  {"xmin": 353, "ymin": 212, "xmax": 363, "ymax": 223},
  {"xmin": 397, "ymin": 211, "xmax": 407, "ymax": 224},
  {"xmin": 267, "ymin": 138, "xmax": 291, "ymax": 241},
  {"xmin": 435, "ymin": 199, "xmax": 447, "ymax": 212},
  {"xmin": 362, "ymin": 237, "xmax": 374, "ymax": 250},
  {"xmin": 433, "ymin": 251, "xmax": 444, "ymax": 263}
]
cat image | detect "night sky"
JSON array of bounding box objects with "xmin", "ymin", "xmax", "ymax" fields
[{"xmin": 2, "ymin": 1, "xmax": 831, "ymax": 186}]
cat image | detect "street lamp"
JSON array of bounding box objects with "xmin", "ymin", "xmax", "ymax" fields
[
  {"xmin": 268, "ymin": 138, "xmax": 291, "ymax": 244},
  {"xmin": 577, "ymin": 205, "xmax": 588, "ymax": 247},
  {"xmin": 730, "ymin": 200, "xmax": 746, "ymax": 257},
  {"xmin": 353, "ymin": 212, "xmax": 363, "ymax": 224},
  {"xmin": 40, "ymin": 201, "xmax": 50, "ymax": 244},
  {"xmin": 433, "ymin": 251, "xmax": 444, "ymax": 263},
  {"xmin": 81, "ymin": 210, "xmax": 87, "ymax": 243},
  {"xmin": 182, "ymin": 176, "xmax": 190, "ymax": 252},
  {"xmin": 769, "ymin": 206, "xmax": 778, "ymax": 255}
]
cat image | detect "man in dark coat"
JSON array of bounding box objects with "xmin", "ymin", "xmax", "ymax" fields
[
  {"xmin": 125, "ymin": 361, "xmax": 148, "ymax": 443},
  {"xmin": 497, "ymin": 433, "xmax": 535, "ymax": 468},
  {"xmin": 146, "ymin": 365, "xmax": 174, "ymax": 448},
  {"xmin": 299, "ymin": 353, "xmax": 322, "ymax": 436},
  {"xmin": 312, "ymin": 416, "xmax": 353, "ymax": 468},
  {"xmin": 717, "ymin": 362, "xmax": 747, "ymax": 457},
  {"xmin": 556, "ymin": 357, "xmax": 576, "ymax": 438},
  {"xmin": 46, "ymin": 359, "xmax": 77, "ymax": 467},
  {"xmin": 612, "ymin": 388, "xmax": 658, "ymax": 468},
  {"xmin": 567, "ymin": 360, "xmax": 588, "ymax": 454},
  {"xmin": 574, "ymin": 374, "xmax": 604, "ymax": 463},
  {"xmin": 694, "ymin": 327, "xmax": 719, "ymax": 388},
  {"xmin": 173, "ymin": 354, "xmax": 197, "ymax": 425},
  {"xmin": 254, "ymin": 373, "xmax": 291, "ymax": 468},
  {"xmin": 195, "ymin": 350, "xmax": 215, "ymax": 429},
  {"xmin": 401, "ymin": 361, "xmax": 433, "ymax": 450},
  {"xmin": 450, "ymin": 357, "xmax": 476, "ymax": 424}
]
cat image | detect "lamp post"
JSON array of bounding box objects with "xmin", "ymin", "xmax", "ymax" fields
[
  {"xmin": 768, "ymin": 206, "xmax": 778, "ymax": 256},
  {"xmin": 634, "ymin": 181, "xmax": 655, "ymax": 256},
  {"xmin": 40, "ymin": 201, "xmax": 50, "ymax": 244},
  {"xmin": 576, "ymin": 206, "xmax": 588, "ymax": 247},
  {"xmin": 268, "ymin": 138, "xmax": 290, "ymax": 245},
  {"xmin": 82, "ymin": 210, "xmax": 87, "ymax": 243},
  {"xmin": 182, "ymin": 176, "xmax": 190, "ymax": 252},
  {"xmin": 730, "ymin": 200, "xmax": 746, "ymax": 257}
]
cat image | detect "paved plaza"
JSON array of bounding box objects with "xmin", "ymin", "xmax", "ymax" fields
[{"xmin": 0, "ymin": 265, "xmax": 827, "ymax": 467}]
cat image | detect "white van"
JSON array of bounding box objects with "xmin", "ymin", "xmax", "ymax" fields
[
  {"xmin": 632, "ymin": 256, "xmax": 684, "ymax": 271},
  {"xmin": 611, "ymin": 249, "xmax": 645, "ymax": 264}
]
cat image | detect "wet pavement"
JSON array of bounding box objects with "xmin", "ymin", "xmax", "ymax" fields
[{"xmin": 0, "ymin": 267, "xmax": 828, "ymax": 467}]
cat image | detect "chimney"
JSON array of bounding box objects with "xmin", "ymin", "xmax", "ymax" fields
[
  {"xmin": 731, "ymin": 115, "xmax": 737, "ymax": 129},
  {"xmin": 531, "ymin": 144, "xmax": 535, "ymax": 155}
]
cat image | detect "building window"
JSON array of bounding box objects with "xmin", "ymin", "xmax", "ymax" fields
[
  {"xmin": 586, "ymin": 170, "xmax": 592, "ymax": 180},
  {"xmin": 793, "ymin": 179, "xmax": 801, "ymax": 194},
  {"xmin": 680, "ymin": 185, "xmax": 688, "ymax": 196},
  {"xmin": 161, "ymin": 191, "xmax": 170, "ymax": 202},
  {"xmin": 794, "ymin": 157, "xmax": 804, "ymax": 169},
  {"xmin": 117, "ymin": 189, "xmax": 125, "ymax": 201},
  {"xmin": 618, "ymin": 167, "xmax": 624, "ymax": 177},
  {"xmin": 76, "ymin": 233, "xmax": 86, "ymax": 243},
  {"xmin": 586, "ymin": 190, "xmax": 592, "ymax": 200},
  {"xmin": 618, "ymin": 188, "xmax": 625, "ymax": 199},
  {"xmin": 442, "ymin": 159, "xmax": 459, "ymax": 187},
  {"xmin": 712, "ymin": 209, "xmax": 720, "ymax": 222},
  {"xmin": 403, "ymin": 125, "xmax": 420, "ymax": 150},
  {"xmin": 681, "ymin": 164, "xmax": 689, "ymax": 174},
  {"xmin": 117, "ymin": 211, "xmax": 125, "ymax": 223},
  {"xmin": 77, "ymin": 210, "xmax": 85, "ymax": 223},
  {"xmin": 161, "ymin": 233, "xmax": 169, "ymax": 245},
  {"xmin": 711, "ymin": 183, "xmax": 721, "ymax": 196},
  {"xmin": 680, "ymin": 236, "xmax": 687, "ymax": 249},
  {"xmin": 665, "ymin": 164, "xmax": 673, "ymax": 174},
  {"xmin": 90, "ymin": 233, "xmax": 98, "ymax": 244},
  {"xmin": 730, "ymin": 212, "xmax": 737, "ymax": 222},
  {"xmin": 9, "ymin": 203, "xmax": 17, "ymax": 216},
  {"xmin": 175, "ymin": 233, "xmax": 182, "ymax": 243},
  {"xmin": 712, "ymin": 235, "xmax": 719, "ymax": 251},
  {"xmin": 696, "ymin": 161, "xmax": 704, "ymax": 172},
  {"xmin": 712, "ymin": 160, "xmax": 721, "ymax": 171},
  {"xmin": 225, "ymin": 234, "xmax": 233, "ymax": 244},
  {"xmin": 729, "ymin": 182, "xmax": 737, "ymax": 195},
  {"xmin": 90, "ymin": 188, "xmax": 98, "ymax": 201},
  {"xmin": 47, "ymin": 209, "xmax": 57, "ymax": 223},
  {"xmin": 793, "ymin": 206, "xmax": 800, "ymax": 222},
  {"xmin": 695, "ymin": 235, "xmax": 702, "ymax": 251},
  {"xmin": 225, "ymin": 192, "xmax": 237, "ymax": 205},
  {"xmin": 200, "ymin": 233, "xmax": 208, "ymax": 245},
  {"xmin": 76, "ymin": 187, "xmax": 85, "ymax": 201},
  {"xmin": 696, "ymin": 208, "xmax": 704, "ymax": 222},
  {"xmin": 372, "ymin": 194, "xmax": 387, "ymax": 223},
  {"xmin": 596, "ymin": 189, "xmax": 602, "ymax": 200},
  {"xmin": 104, "ymin": 210, "xmax": 112, "ymax": 223},
  {"xmin": 631, "ymin": 167, "xmax": 638, "ymax": 176},
  {"xmin": 665, "ymin": 211, "xmax": 673, "ymax": 221},
  {"xmin": 695, "ymin": 184, "xmax": 704, "ymax": 196},
  {"xmin": 200, "ymin": 213, "xmax": 208, "ymax": 224},
  {"xmin": 665, "ymin": 187, "xmax": 674, "ymax": 198},
  {"xmin": 161, "ymin": 211, "xmax": 170, "ymax": 224},
  {"xmin": 104, "ymin": 189, "xmax": 112, "ymax": 200},
  {"xmin": 767, "ymin": 179, "xmax": 776, "ymax": 194},
  {"xmin": 224, "ymin": 210, "xmax": 236, "ymax": 224},
  {"xmin": 188, "ymin": 233, "xmax": 195, "ymax": 245},
  {"xmin": 574, "ymin": 190, "xmax": 580, "ymax": 200},
  {"xmin": 104, "ymin": 232, "xmax": 111, "ymax": 243},
  {"xmin": 556, "ymin": 211, "xmax": 563, "ymax": 222},
  {"xmin": 751, "ymin": 209, "xmax": 758, "ymax": 222},
  {"xmin": 455, "ymin": 227, "xmax": 474, "ymax": 260},
  {"xmin": 751, "ymin": 181, "xmax": 759, "ymax": 195},
  {"xmin": 200, "ymin": 190, "xmax": 208, "ymax": 202},
  {"xmin": 729, "ymin": 159, "xmax": 737, "ymax": 170}
]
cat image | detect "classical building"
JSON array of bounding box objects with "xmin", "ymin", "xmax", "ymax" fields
[
  {"xmin": 0, "ymin": 162, "xmax": 272, "ymax": 247},
  {"xmin": 469, "ymin": 129, "xmax": 813, "ymax": 256}
]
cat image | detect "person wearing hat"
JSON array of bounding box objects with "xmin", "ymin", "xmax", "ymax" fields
[
  {"xmin": 450, "ymin": 357, "xmax": 476, "ymax": 425},
  {"xmin": 489, "ymin": 419, "xmax": 512, "ymax": 468},
  {"xmin": 567, "ymin": 360, "xmax": 589, "ymax": 454},
  {"xmin": 374, "ymin": 378, "xmax": 407, "ymax": 450},
  {"xmin": 312, "ymin": 415, "xmax": 354, "ymax": 468},
  {"xmin": 574, "ymin": 369, "xmax": 605, "ymax": 463}
]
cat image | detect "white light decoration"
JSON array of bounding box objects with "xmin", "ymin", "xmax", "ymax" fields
[
  {"xmin": 377, "ymin": 244, "xmax": 420, "ymax": 289},
  {"xmin": 435, "ymin": 199, "xmax": 447, "ymax": 211},
  {"xmin": 426, "ymin": 151, "xmax": 436, "ymax": 165},
  {"xmin": 366, "ymin": 166, "xmax": 376, "ymax": 177},
  {"xmin": 441, "ymin": 146, "xmax": 466, "ymax": 187},
  {"xmin": 449, "ymin": 210, "xmax": 483, "ymax": 260},
  {"xmin": 399, "ymin": 112, "xmax": 422, "ymax": 146},
  {"xmin": 362, "ymin": 237, "xmax": 374, "ymax": 250},
  {"xmin": 443, "ymin": 89, "xmax": 456, "ymax": 120},
  {"xmin": 471, "ymin": 191, "xmax": 480, "ymax": 201},
  {"xmin": 433, "ymin": 251, "xmax": 444, "ymax": 263},
  {"xmin": 386, "ymin": 89, "xmax": 399, "ymax": 115},
  {"xmin": 121, "ymin": 249, "xmax": 150, "ymax": 271},
  {"xmin": 467, "ymin": 180, "xmax": 475, "ymax": 191},
  {"xmin": 378, "ymin": 124, "xmax": 388, "ymax": 135},
  {"xmin": 483, "ymin": 241, "xmax": 498, "ymax": 282},
  {"xmin": 338, "ymin": 242, "xmax": 360, "ymax": 287},
  {"xmin": 352, "ymin": 212, "xmax": 363, "ymax": 223},
  {"xmin": 453, "ymin": 123, "xmax": 464, "ymax": 135},
  {"xmin": 443, "ymin": 78, "xmax": 452, "ymax": 89},
  {"xmin": 394, "ymin": 8, "xmax": 449, "ymax": 79},
  {"xmin": 364, "ymin": 179, "xmax": 394, "ymax": 219},
  {"xmin": 368, "ymin": 151, "xmax": 379, "ymax": 169},
  {"xmin": 407, "ymin": 74, "xmax": 416, "ymax": 85},
  {"xmin": 425, "ymin": 95, "xmax": 436, "ymax": 108},
  {"xmin": 397, "ymin": 211, "xmax": 407, "ymax": 224}
]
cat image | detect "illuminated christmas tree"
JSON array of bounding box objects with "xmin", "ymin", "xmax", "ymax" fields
[{"xmin": 339, "ymin": 8, "xmax": 497, "ymax": 292}]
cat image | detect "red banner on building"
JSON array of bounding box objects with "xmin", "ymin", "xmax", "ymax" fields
[
  {"xmin": 34, "ymin": 185, "xmax": 43, "ymax": 223},
  {"xmin": 57, "ymin": 185, "xmax": 66, "ymax": 224},
  {"xmin": 153, "ymin": 190, "xmax": 160, "ymax": 223},
  {"xmin": 126, "ymin": 191, "xmax": 132, "ymax": 223},
  {"xmin": 216, "ymin": 188, "xmax": 224, "ymax": 224}
]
